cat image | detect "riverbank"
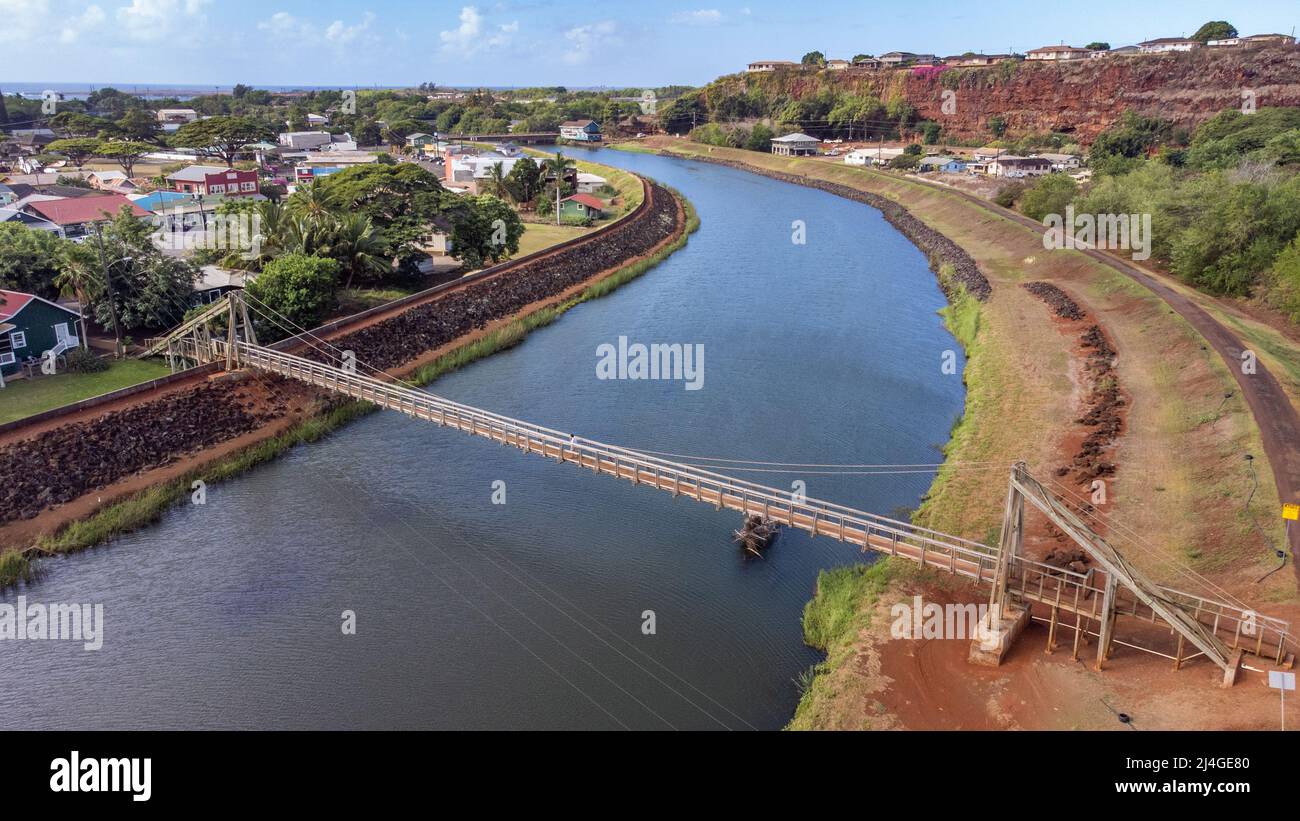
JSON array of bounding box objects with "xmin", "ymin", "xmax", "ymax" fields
[
  {"xmin": 613, "ymin": 139, "xmax": 1299, "ymax": 729},
  {"xmin": 0, "ymin": 178, "xmax": 697, "ymax": 588}
]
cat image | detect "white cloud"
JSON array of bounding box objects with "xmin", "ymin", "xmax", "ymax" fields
[
  {"xmin": 61, "ymin": 4, "xmax": 107, "ymax": 43},
  {"xmin": 439, "ymin": 5, "xmax": 516, "ymax": 57},
  {"xmin": 562, "ymin": 20, "xmax": 619, "ymax": 65},
  {"xmin": 258, "ymin": 10, "xmax": 380, "ymax": 49},
  {"xmin": 0, "ymin": 0, "xmax": 51, "ymax": 43},
  {"xmin": 115, "ymin": 0, "xmax": 210, "ymax": 43},
  {"xmin": 669, "ymin": 9, "xmax": 723, "ymax": 25}
]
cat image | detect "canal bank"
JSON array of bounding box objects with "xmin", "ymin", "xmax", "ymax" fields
[
  {"xmin": 620, "ymin": 140, "xmax": 1299, "ymax": 730},
  {"xmin": 0, "ymin": 173, "xmax": 694, "ymax": 586}
]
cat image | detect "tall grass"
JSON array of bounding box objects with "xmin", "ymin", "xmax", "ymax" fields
[{"xmin": 1, "ymin": 187, "xmax": 699, "ymax": 590}]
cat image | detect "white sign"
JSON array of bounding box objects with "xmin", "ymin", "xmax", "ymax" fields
[{"xmin": 1268, "ymin": 671, "xmax": 1296, "ymax": 691}]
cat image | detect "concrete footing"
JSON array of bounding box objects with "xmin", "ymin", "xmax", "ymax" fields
[{"xmin": 968, "ymin": 605, "xmax": 1031, "ymax": 667}]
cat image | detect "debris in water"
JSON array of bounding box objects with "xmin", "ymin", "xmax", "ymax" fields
[{"xmin": 734, "ymin": 515, "xmax": 780, "ymax": 557}]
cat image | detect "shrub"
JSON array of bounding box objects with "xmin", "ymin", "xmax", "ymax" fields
[{"xmin": 64, "ymin": 347, "xmax": 109, "ymax": 374}]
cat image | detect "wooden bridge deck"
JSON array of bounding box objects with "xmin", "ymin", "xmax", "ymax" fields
[{"xmin": 173, "ymin": 336, "xmax": 1294, "ymax": 669}]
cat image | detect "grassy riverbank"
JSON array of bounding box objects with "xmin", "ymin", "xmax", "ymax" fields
[{"xmin": 0, "ymin": 188, "xmax": 698, "ymax": 589}]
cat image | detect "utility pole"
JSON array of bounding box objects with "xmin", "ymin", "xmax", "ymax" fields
[{"xmin": 91, "ymin": 220, "xmax": 126, "ymax": 359}]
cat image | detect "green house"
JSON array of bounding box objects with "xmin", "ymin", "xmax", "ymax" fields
[
  {"xmin": 0, "ymin": 290, "xmax": 85, "ymax": 379},
  {"xmin": 559, "ymin": 194, "xmax": 606, "ymax": 221}
]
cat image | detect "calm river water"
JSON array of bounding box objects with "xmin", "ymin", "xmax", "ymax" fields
[{"xmin": 0, "ymin": 148, "xmax": 965, "ymax": 730}]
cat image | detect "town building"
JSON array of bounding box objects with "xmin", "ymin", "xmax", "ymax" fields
[
  {"xmin": 988, "ymin": 155, "xmax": 1052, "ymax": 177},
  {"xmin": 559, "ymin": 120, "xmax": 603, "ymax": 142},
  {"xmin": 279, "ymin": 131, "xmax": 335, "ymax": 151},
  {"xmin": 1026, "ymin": 45, "xmax": 1093, "ymax": 61},
  {"xmin": 156, "ymin": 108, "xmax": 199, "ymax": 124},
  {"xmin": 918, "ymin": 156, "xmax": 967, "ymax": 173},
  {"xmin": 770, "ymin": 133, "xmax": 819, "ymax": 156},
  {"xmin": 559, "ymin": 193, "xmax": 606, "ymax": 221},
  {"xmin": 576, "ymin": 172, "xmax": 608, "ymax": 194},
  {"xmin": 193, "ymin": 266, "xmax": 251, "ymax": 307},
  {"xmin": 20, "ymin": 194, "xmax": 150, "ymax": 237},
  {"xmin": 844, "ymin": 146, "xmax": 905, "ymax": 166},
  {"xmin": 1138, "ymin": 37, "xmax": 1202, "ymax": 53},
  {"xmin": 166, "ymin": 165, "xmax": 259, "ymax": 197},
  {"xmin": 0, "ymin": 289, "xmax": 85, "ymax": 380},
  {"xmin": 1209, "ymin": 33, "xmax": 1297, "ymax": 48},
  {"xmin": 1033, "ymin": 152, "xmax": 1083, "ymax": 171},
  {"xmin": 746, "ymin": 60, "xmax": 798, "ymax": 72},
  {"xmin": 825, "ymin": 59, "xmax": 851, "ymax": 70},
  {"xmin": 879, "ymin": 52, "xmax": 938, "ymax": 66}
]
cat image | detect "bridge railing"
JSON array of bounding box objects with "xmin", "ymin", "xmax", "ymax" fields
[
  {"xmin": 206, "ymin": 337, "xmax": 1292, "ymax": 662},
  {"xmin": 221, "ymin": 339, "xmax": 1000, "ymax": 572}
]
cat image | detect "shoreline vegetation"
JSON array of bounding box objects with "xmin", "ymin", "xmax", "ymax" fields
[{"xmin": 0, "ymin": 184, "xmax": 698, "ymax": 590}]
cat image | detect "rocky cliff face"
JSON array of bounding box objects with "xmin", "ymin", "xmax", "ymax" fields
[{"xmin": 720, "ymin": 47, "xmax": 1300, "ymax": 144}]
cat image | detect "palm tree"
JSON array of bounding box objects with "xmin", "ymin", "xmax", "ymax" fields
[
  {"xmin": 484, "ymin": 162, "xmax": 511, "ymax": 202},
  {"xmin": 544, "ymin": 152, "xmax": 576, "ymax": 224},
  {"xmin": 286, "ymin": 183, "xmax": 339, "ymax": 230},
  {"xmin": 330, "ymin": 214, "xmax": 391, "ymax": 289},
  {"xmin": 55, "ymin": 246, "xmax": 104, "ymax": 309}
]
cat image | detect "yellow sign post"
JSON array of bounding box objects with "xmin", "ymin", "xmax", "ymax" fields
[{"xmin": 1284, "ymin": 504, "xmax": 1300, "ymax": 522}]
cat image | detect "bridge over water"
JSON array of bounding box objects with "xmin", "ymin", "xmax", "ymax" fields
[{"xmin": 151, "ymin": 293, "xmax": 1295, "ymax": 684}]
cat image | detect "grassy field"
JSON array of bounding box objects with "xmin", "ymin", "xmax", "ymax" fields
[
  {"xmin": 514, "ymin": 223, "xmax": 591, "ymax": 257},
  {"xmin": 0, "ymin": 359, "xmax": 171, "ymax": 425}
]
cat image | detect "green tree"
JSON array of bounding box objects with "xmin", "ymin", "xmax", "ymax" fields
[
  {"xmin": 745, "ymin": 123, "xmax": 774, "ymax": 152},
  {"xmin": 801, "ymin": 51, "xmax": 827, "ymax": 67},
  {"xmin": 452, "ymin": 196, "xmax": 524, "ymax": 268},
  {"xmin": 329, "ymin": 213, "xmax": 391, "ymax": 289},
  {"xmin": 171, "ymin": 116, "xmax": 275, "ymax": 167},
  {"xmin": 1190, "ymin": 21, "xmax": 1237, "ymax": 44},
  {"xmin": 244, "ymin": 253, "xmax": 340, "ymax": 338},
  {"xmin": 87, "ymin": 206, "xmax": 200, "ymax": 333},
  {"xmin": 115, "ymin": 109, "xmax": 160, "ymax": 142},
  {"xmin": 96, "ymin": 140, "xmax": 155, "ymax": 177},
  {"xmin": 988, "ymin": 115, "xmax": 1007, "ymax": 138},
  {"xmin": 1263, "ymin": 234, "xmax": 1300, "ymax": 321},
  {"xmin": 46, "ymin": 137, "xmax": 101, "ymax": 167},
  {"xmin": 1084, "ymin": 42, "xmax": 1110, "ymax": 51},
  {"xmin": 1017, "ymin": 174, "xmax": 1079, "ymax": 222},
  {"xmin": 0, "ymin": 224, "xmax": 68, "ymax": 299},
  {"xmin": 311, "ymin": 163, "xmax": 455, "ymax": 271},
  {"xmin": 504, "ymin": 157, "xmax": 545, "ymax": 204}
]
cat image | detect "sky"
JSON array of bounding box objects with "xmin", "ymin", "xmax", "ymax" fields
[{"xmin": 1, "ymin": 0, "xmax": 1297, "ymax": 88}]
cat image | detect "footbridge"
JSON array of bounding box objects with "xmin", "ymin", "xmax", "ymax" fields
[{"xmin": 154, "ymin": 294, "xmax": 1295, "ymax": 684}]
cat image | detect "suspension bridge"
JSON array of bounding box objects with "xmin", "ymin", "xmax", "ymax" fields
[{"xmin": 143, "ymin": 293, "xmax": 1295, "ymax": 684}]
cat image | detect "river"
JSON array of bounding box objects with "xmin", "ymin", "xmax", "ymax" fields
[{"xmin": 0, "ymin": 148, "xmax": 965, "ymax": 730}]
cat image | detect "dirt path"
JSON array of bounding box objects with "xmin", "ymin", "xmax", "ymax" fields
[{"xmin": 929, "ymin": 181, "xmax": 1300, "ymax": 569}]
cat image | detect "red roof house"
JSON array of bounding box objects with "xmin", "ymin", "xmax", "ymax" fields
[{"xmin": 22, "ymin": 194, "xmax": 150, "ymax": 236}]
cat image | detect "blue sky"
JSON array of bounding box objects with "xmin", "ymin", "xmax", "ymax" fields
[{"xmin": 2, "ymin": 0, "xmax": 1296, "ymax": 87}]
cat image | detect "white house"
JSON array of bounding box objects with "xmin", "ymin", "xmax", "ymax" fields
[
  {"xmin": 747, "ymin": 60, "xmax": 798, "ymax": 72},
  {"xmin": 1033, "ymin": 152, "xmax": 1082, "ymax": 171},
  {"xmin": 988, "ymin": 156, "xmax": 1052, "ymax": 177},
  {"xmin": 770, "ymin": 133, "xmax": 819, "ymax": 156},
  {"xmin": 1138, "ymin": 37, "xmax": 1202, "ymax": 53},
  {"xmin": 576, "ymin": 172, "xmax": 607, "ymax": 193},
  {"xmin": 1025, "ymin": 45, "xmax": 1092, "ymax": 61},
  {"xmin": 845, "ymin": 147, "xmax": 905, "ymax": 166},
  {"xmin": 279, "ymin": 131, "xmax": 334, "ymax": 150},
  {"xmin": 156, "ymin": 108, "xmax": 199, "ymax": 124},
  {"xmin": 825, "ymin": 59, "xmax": 851, "ymax": 70}
]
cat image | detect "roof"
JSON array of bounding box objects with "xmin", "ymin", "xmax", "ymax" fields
[
  {"xmin": 25, "ymin": 194, "xmax": 150, "ymax": 225},
  {"xmin": 1027, "ymin": 44, "xmax": 1089, "ymax": 53},
  {"xmin": 576, "ymin": 172, "xmax": 607, "ymax": 183},
  {"xmin": 0, "ymin": 289, "xmax": 81, "ymax": 321},
  {"xmin": 772, "ymin": 132, "xmax": 819, "ymax": 143},
  {"xmin": 131, "ymin": 190, "xmax": 191, "ymax": 211},
  {"xmin": 166, "ymin": 165, "xmax": 237, "ymax": 182},
  {"xmin": 560, "ymin": 120, "xmax": 599, "ymax": 128},
  {"xmin": 1139, "ymin": 37, "xmax": 1199, "ymax": 46},
  {"xmin": 562, "ymin": 193, "xmax": 605, "ymax": 210},
  {"xmin": 196, "ymin": 266, "xmax": 250, "ymax": 291}
]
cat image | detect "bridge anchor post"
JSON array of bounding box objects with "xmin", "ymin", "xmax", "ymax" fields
[{"xmin": 970, "ymin": 463, "xmax": 1030, "ymax": 667}]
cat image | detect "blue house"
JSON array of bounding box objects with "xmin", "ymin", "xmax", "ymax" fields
[
  {"xmin": 559, "ymin": 120, "xmax": 602, "ymax": 142},
  {"xmin": 918, "ymin": 156, "xmax": 967, "ymax": 173},
  {"xmin": 0, "ymin": 290, "xmax": 85, "ymax": 380}
]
